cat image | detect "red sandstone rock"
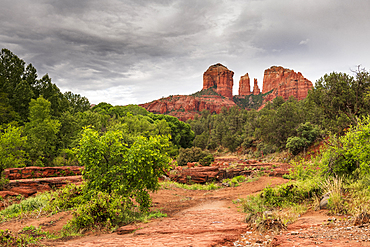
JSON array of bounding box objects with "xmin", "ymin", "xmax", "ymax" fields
[
  {"xmin": 10, "ymin": 187, "xmax": 37, "ymax": 197},
  {"xmin": 262, "ymin": 66, "xmax": 313, "ymax": 101},
  {"xmin": 238, "ymin": 73, "xmax": 251, "ymax": 96},
  {"xmin": 252, "ymin": 78, "xmax": 260, "ymax": 95},
  {"xmin": 4, "ymin": 166, "xmax": 82, "ymax": 180},
  {"xmin": 202, "ymin": 63, "xmax": 234, "ymax": 99},
  {"xmin": 0, "ymin": 191, "xmax": 20, "ymax": 198},
  {"xmin": 4, "ymin": 176, "xmax": 83, "ymax": 197},
  {"xmin": 139, "ymin": 95, "xmax": 236, "ymax": 121},
  {"xmin": 117, "ymin": 225, "xmax": 138, "ymax": 235}
]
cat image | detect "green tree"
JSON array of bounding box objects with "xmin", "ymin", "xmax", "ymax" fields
[
  {"xmin": 309, "ymin": 69, "xmax": 370, "ymax": 132},
  {"xmin": 0, "ymin": 91, "xmax": 19, "ymax": 125},
  {"xmin": 78, "ymin": 128, "xmax": 171, "ymax": 212},
  {"xmin": 0, "ymin": 125, "xmax": 27, "ymax": 187},
  {"xmin": 34, "ymin": 74, "xmax": 66, "ymax": 117},
  {"xmin": 25, "ymin": 96, "xmax": 61, "ymax": 164},
  {"xmin": 63, "ymin": 91, "xmax": 90, "ymax": 114}
]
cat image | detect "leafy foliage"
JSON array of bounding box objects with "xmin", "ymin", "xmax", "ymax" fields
[
  {"xmin": 25, "ymin": 96, "xmax": 61, "ymax": 164},
  {"xmin": 78, "ymin": 128, "xmax": 171, "ymax": 212},
  {"xmin": 67, "ymin": 191, "xmax": 136, "ymax": 231},
  {"xmin": 308, "ymin": 69, "xmax": 370, "ymax": 132},
  {"xmin": 286, "ymin": 122, "xmax": 321, "ymax": 155},
  {"xmin": 176, "ymin": 147, "xmax": 214, "ymax": 166}
]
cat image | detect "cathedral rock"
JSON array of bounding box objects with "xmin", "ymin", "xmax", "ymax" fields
[
  {"xmin": 203, "ymin": 63, "xmax": 234, "ymax": 99},
  {"xmin": 262, "ymin": 66, "xmax": 313, "ymax": 101},
  {"xmin": 139, "ymin": 64, "xmax": 313, "ymax": 121}
]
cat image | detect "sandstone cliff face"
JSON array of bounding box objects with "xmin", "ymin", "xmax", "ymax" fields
[
  {"xmin": 252, "ymin": 78, "xmax": 261, "ymax": 95},
  {"xmin": 238, "ymin": 73, "xmax": 251, "ymax": 96},
  {"xmin": 139, "ymin": 95, "xmax": 236, "ymax": 121},
  {"xmin": 262, "ymin": 66, "xmax": 313, "ymax": 101},
  {"xmin": 203, "ymin": 63, "xmax": 234, "ymax": 99}
]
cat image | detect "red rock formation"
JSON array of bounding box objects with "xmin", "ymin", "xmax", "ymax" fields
[
  {"xmin": 238, "ymin": 73, "xmax": 251, "ymax": 96},
  {"xmin": 139, "ymin": 95, "xmax": 236, "ymax": 121},
  {"xmin": 252, "ymin": 78, "xmax": 260, "ymax": 95},
  {"xmin": 4, "ymin": 166, "xmax": 82, "ymax": 180},
  {"xmin": 262, "ymin": 66, "xmax": 313, "ymax": 100},
  {"xmin": 203, "ymin": 63, "xmax": 234, "ymax": 99}
]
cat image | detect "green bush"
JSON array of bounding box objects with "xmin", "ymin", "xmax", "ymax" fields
[
  {"xmin": 261, "ymin": 179, "xmax": 321, "ymax": 207},
  {"xmin": 78, "ymin": 128, "xmax": 171, "ymax": 212},
  {"xmin": 177, "ymin": 147, "xmax": 214, "ymax": 166},
  {"xmin": 286, "ymin": 136, "xmax": 307, "ymax": 155},
  {"xmin": 286, "ymin": 122, "xmax": 321, "ymax": 155},
  {"xmin": 44, "ymin": 183, "xmax": 85, "ymax": 213},
  {"xmin": 66, "ymin": 191, "xmax": 136, "ymax": 231},
  {"xmin": 222, "ymin": 175, "xmax": 247, "ymax": 187}
]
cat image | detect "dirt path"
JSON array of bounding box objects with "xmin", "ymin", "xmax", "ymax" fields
[{"xmin": 36, "ymin": 176, "xmax": 287, "ymax": 247}]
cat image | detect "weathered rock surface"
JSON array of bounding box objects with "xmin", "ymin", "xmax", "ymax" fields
[
  {"xmin": 4, "ymin": 166, "xmax": 82, "ymax": 180},
  {"xmin": 238, "ymin": 73, "xmax": 251, "ymax": 96},
  {"xmin": 252, "ymin": 78, "xmax": 261, "ymax": 95},
  {"xmin": 139, "ymin": 95, "xmax": 236, "ymax": 121},
  {"xmin": 262, "ymin": 66, "xmax": 313, "ymax": 101},
  {"xmin": 3, "ymin": 176, "xmax": 83, "ymax": 197},
  {"xmin": 169, "ymin": 161, "xmax": 290, "ymax": 184},
  {"xmin": 203, "ymin": 63, "xmax": 234, "ymax": 99}
]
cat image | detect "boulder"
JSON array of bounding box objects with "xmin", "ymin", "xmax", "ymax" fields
[{"xmin": 320, "ymin": 192, "xmax": 331, "ymax": 209}]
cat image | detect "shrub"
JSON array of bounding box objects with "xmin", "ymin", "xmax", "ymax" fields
[
  {"xmin": 177, "ymin": 147, "xmax": 214, "ymax": 166},
  {"xmin": 78, "ymin": 128, "xmax": 171, "ymax": 212},
  {"xmin": 286, "ymin": 136, "xmax": 307, "ymax": 155},
  {"xmin": 0, "ymin": 193, "xmax": 51, "ymax": 221},
  {"xmin": 66, "ymin": 191, "xmax": 136, "ymax": 231},
  {"xmin": 286, "ymin": 122, "xmax": 321, "ymax": 155},
  {"xmin": 261, "ymin": 179, "xmax": 321, "ymax": 207},
  {"xmin": 44, "ymin": 183, "xmax": 85, "ymax": 213}
]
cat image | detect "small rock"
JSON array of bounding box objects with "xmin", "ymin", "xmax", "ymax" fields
[
  {"xmin": 291, "ymin": 231, "xmax": 299, "ymax": 235},
  {"xmin": 320, "ymin": 196, "xmax": 329, "ymax": 209}
]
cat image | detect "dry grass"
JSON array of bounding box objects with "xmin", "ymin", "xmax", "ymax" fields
[{"xmin": 320, "ymin": 176, "xmax": 344, "ymax": 214}]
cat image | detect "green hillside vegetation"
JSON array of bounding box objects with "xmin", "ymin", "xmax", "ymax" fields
[
  {"xmin": 191, "ymin": 85, "xmax": 223, "ymax": 98},
  {"xmin": 233, "ymin": 89, "xmax": 274, "ymax": 109}
]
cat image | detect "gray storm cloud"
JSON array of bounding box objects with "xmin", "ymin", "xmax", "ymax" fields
[{"xmin": 1, "ymin": 0, "xmax": 369, "ymax": 105}]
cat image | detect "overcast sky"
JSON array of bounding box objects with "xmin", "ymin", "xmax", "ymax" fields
[{"xmin": 1, "ymin": 0, "xmax": 370, "ymax": 105}]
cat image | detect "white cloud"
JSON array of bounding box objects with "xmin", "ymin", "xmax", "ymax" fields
[{"xmin": 299, "ymin": 39, "xmax": 310, "ymax": 45}]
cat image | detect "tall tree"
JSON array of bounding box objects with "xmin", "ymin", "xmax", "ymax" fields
[{"xmin": 25, "ymin": 96, "xmax": 61, "ymax": 164}]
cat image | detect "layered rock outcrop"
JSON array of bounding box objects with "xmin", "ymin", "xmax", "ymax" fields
[
  {"xmin": 262, "ymin": 66, "xmax": 313, "ymax": 101},
  {"xmin": 203, "ymin": 63, "xmax": 234, "ymax": 99},
  {"xmin": 139, "ymin": 95, "xmax": 236, "ymax": 121},
  {"xmin": 238, "ymin": 73, "xmax": 251, "ymax": 96}
]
